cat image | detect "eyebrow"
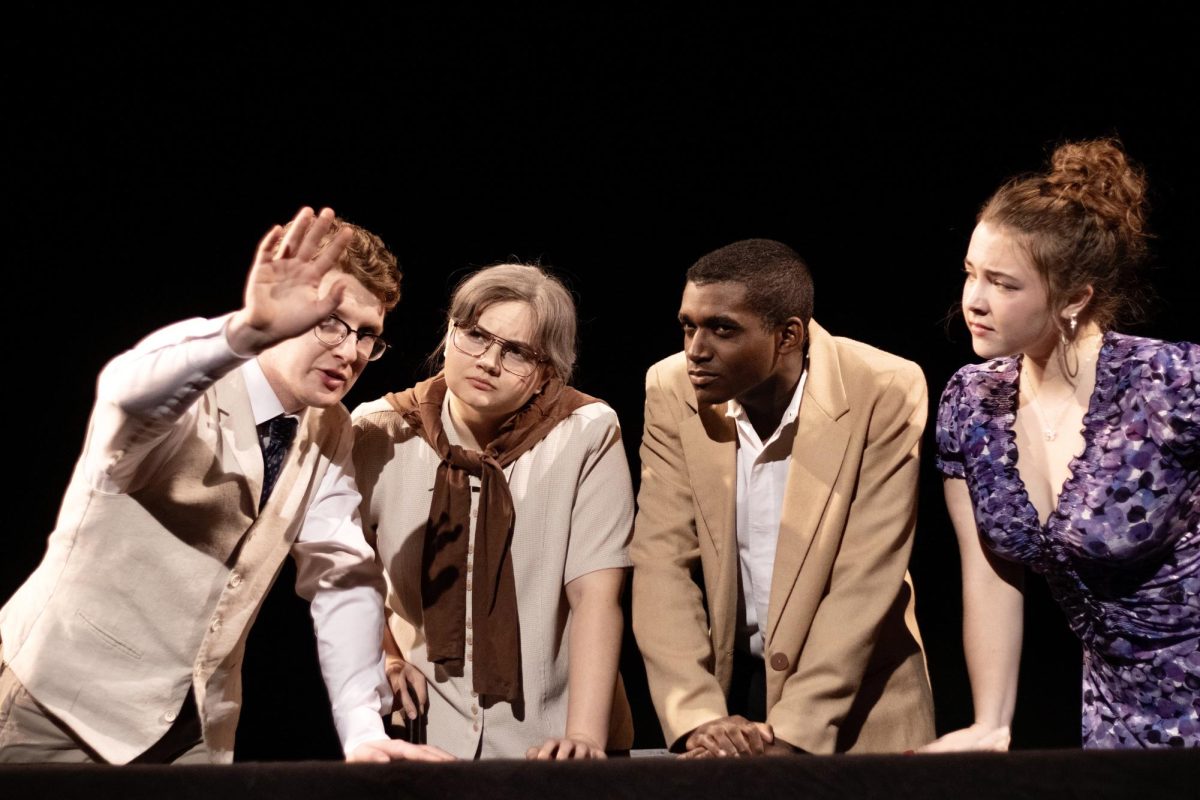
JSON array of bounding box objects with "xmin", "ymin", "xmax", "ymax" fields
[
  {"xmin": 333, "ymin": 312, "xmax": 381, "ymax": 336},
  {"xmin": 473, "ymin": 322, "xmax": 536, "ymax": 352},
  {"xmin": 678, "ymin": 312, "xmax": 743, "ymax": 329},
  {"xmin": 964, "ymin": 258, "xmax": 1022, "ymax": 282}
]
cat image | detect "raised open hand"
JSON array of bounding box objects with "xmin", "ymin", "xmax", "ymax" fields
[{"xmin": 227, "ymin": 207, "xmax": 354, "ymax": 356}]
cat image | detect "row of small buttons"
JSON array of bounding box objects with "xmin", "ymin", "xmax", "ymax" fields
[{"xmin": 173, "ymin": 569, "xmax": 247, "ymax": 720}]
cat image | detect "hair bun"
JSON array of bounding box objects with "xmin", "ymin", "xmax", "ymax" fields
[{"xmin": 1045, "ymin": 139, "xmax": 1148, "ymax": 236}]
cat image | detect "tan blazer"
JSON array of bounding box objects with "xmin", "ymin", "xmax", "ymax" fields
[
  {"xmin": 631, "ymin": 321, "xmax": 935, "ymax": 754},
  {"xmin": 0, "ymin": 366, "xmax": 351, "ymax": 764}
]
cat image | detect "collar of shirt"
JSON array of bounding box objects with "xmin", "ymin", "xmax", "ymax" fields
[
  {"xmin": 241, "ymin": 357, "xmax": 293, "ymax": 427},
  {"xmin": 725, "ymin": 367, "xmax": 809, "ymax": 453}
]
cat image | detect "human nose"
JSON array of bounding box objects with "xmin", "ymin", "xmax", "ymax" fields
[
  {"xmin": 476, "ymin": 340, "xmax": 503, "ymax": 374},
  {"xmin": 330, "ymin": 332, "xmax": 361, "ymax": 362},
  {"xmin": 963, "ymin": 276, "xmax": 987, "ymax": 316},
  {"xmin": 685, "ymin": 329, "xmax": 711, "ymax": 362}
]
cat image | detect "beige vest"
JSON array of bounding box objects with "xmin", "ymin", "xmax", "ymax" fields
[{"xmin": 0, "ymin": 369, "xmax": 347, "ymax": 764}]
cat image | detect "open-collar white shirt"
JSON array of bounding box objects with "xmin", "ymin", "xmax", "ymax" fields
[{"xmin": 726, "ymin": 367, "xmax": 808, "ymax": 658}]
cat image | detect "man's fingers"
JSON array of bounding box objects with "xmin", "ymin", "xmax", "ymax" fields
[
  {"xmin": 714, "ymin": 728, "xmax": 742, "ymax": 756},
  {"xmin": 753, "ymin": 722, "xmax": 775, "ymax": 744},
  {"xmin": 698, "ymin": 732, "xmax": 727, "ymax": 757},
  {"xmin": 743, "ymin": 723, "xmax": 766, "ymax": 755},
  {"xmin": 294, "ymin": 206, "xmax": 332, "ymax": 261},
  {"xmin": 690, "ymin": 732, "xmax": 719, "ymax": 756},
  {"xmin": 254, "ymin": 225, "xmax": 284, "ymax": 267},
  {"xmin": 373, "ymin": 740, "xmax": 454, "ymax": 762},
  {"xmin": 409, "ymin": 744, "xmax": 455, "ymax": 762},
  {"xmin": 277, "ymin": 207, "xmax": 314, "ymax": 260},
  {"xmin": 305, "ymin": 225, "xmax": 353, "ymax": 288},
  {"xmin": 295, "ymin": 206, "xmax": 337, "ymax": 262},
  {"xmin": 720, "ymin": 729, "xmax": 748, "ymax": 753},
  {"xmin": 316, "ymin": 273, "xmax": 348, "ymax": 317}
]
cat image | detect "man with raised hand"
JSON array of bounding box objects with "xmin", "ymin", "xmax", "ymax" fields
[{"xmin": 0, "ymin": 208, "xmax": 452, "ymax": 764}]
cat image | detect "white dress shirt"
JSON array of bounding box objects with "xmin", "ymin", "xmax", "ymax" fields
[
  {"xmin": 726, "ymin": 369, "xmax": 807, "ymax": 658},
  {"xmin": 88, "ymin": 314, "xmax": 391, "ymax": 755}
]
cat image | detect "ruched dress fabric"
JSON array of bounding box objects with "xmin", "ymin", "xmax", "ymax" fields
[{"xmin": 936, "ymin": 333, "xmax": 1199, "ymax": 748}]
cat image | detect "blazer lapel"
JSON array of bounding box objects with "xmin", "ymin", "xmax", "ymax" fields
[
  {"xmin": 679, "ymin": 400, "xmax": 737, "ymax": 557},
  {"xmin": 766, "ymin": 321, "xmax": 850, "ymax": 643},
  {"xmin": 213, "ymin": 368, "xmax": 264, "ymax": 509}
]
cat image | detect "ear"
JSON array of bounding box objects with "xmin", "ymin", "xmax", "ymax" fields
[
  {"xmin": 778, "ymin": 317, "xmax": 806, "ymax": 355},
  {"xmin": 532, "ymin": 363, "xmax": 553, "ymax": 394},
  {"xmin": 1060, "ymin": 284, "xmax": 1094, "ymax": 323}
]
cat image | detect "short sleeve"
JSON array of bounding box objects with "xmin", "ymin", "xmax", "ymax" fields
[
  {"xmin": 563, "ymin": 405, "xmax": 635, "ymax": 585},
  {"xmin": 935, "ymin": 368, "xmax": 969, "ymax": 479}
]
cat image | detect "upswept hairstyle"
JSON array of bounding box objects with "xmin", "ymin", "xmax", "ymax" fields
[
  {"xmin": 443, "ymin": 263, "xmax": 578, "ymax": 383},
  {"xmin": 686, "ymin": 239, "xmax": 814, "ymax": 329},
  {"xmin": 979, "ymin": 138, "xmax": 1150, "ymax": 335}
]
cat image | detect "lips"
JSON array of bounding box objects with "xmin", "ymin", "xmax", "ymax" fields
[
  {"xmin": 466, "ymin": 376, "xmax": 495, "ymax": 391},
  {"xmin": 688, "ymin": 371, "xmax": 719, "ymax": 387},
  {"xmin": 319, "ymin": 368, "xmax": 349, "ymax": 389},
  {"xmin": 967, "ymin": 321, "xmax": 993, "ymax": 336}
]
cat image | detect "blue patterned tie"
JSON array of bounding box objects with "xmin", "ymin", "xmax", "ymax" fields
[{"xmin": 258, "ymin": 415, "xmax": 298, "ymax": 510}]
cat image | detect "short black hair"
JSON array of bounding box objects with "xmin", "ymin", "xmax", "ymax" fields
[{"xmin": 686, "ymin": 239, "xmax": 814, "ymax": 329}]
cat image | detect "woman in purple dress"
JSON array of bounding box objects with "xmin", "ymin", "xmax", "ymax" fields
[{"xmin": 925, "ymin": 139, "xmax": 1198, "ymax": 750}]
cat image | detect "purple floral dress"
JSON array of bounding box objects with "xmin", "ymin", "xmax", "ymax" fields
[{"xmin": 936, "ymin": 332, "xmax": 1199, "ymax": 748}]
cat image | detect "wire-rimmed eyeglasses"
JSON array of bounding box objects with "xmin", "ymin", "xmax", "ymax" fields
[
  {"xmin": 450, "ymin": 322, "xmax": 545, "ymax": 377},
  {"xmin": 313, "ymin": 314, "xmax": 390, "ymax": 361}
]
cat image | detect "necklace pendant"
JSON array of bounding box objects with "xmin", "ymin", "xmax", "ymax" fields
[{"xmin": 1044, "ymin": 429, "xmax": 1057, "ymax": 442}]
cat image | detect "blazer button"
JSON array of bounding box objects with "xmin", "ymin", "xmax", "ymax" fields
[{"xmin": 769, "ymin": 652, "xmax": 789, "ymax": 671}]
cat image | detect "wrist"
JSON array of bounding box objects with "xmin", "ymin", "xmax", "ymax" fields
[
  {"xmin": 225, "ymin": 310, "xmax": 270, "ymax": 357},
  {"xmin": 972, "ymin": 718, "xmax": 1009, "ymax": 732}
]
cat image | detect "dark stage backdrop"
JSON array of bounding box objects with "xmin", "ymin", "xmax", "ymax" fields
[{"xmin": 7, "ymin": 7, "xmax": 1196, "ymax": 759}]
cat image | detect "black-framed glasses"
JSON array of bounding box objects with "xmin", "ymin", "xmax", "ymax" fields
[
  {"xmin": 313, "ymin": 314, "xmax": 390, "ymax": 361},
  {"xmin": 450, "ymin": 322, "xmax": 545, "ymax": 377}
]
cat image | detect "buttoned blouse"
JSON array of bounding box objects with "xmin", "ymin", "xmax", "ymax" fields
[{"xmin": 352, "ymin": 396, "xmax": 635, "ymax": 758}]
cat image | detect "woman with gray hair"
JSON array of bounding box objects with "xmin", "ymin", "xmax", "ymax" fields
[{"xmin": 351, "ymin": 263, "xmax": 635, "ymax": 759}]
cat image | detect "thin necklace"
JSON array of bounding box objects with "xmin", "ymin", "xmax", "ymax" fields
[
  {"xmin": 1021, "ymin": 331, "xmax": 1102, "ymax": 441},
  {"xmin": 1022, "ymin": 381, "xmax": 1076, "ymax": 441},
  {"xmin": 1021, "ymin": 363, "xmax": 1092, "ymax": 442}
]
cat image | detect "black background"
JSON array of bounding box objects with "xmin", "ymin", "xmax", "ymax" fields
[{"xmin": 5, "ymin": 6, "xmax": 1196, "ymax": 758}]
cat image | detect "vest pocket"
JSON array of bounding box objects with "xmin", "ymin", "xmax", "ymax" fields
[{"xmin": 75, "ymin": 610, "xmax": 143, "ymax": 661}]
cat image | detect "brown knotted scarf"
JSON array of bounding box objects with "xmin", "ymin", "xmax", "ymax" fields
[{"xmin": 386, "ymin": 373, "xmax": 597, "ymax": 704}]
